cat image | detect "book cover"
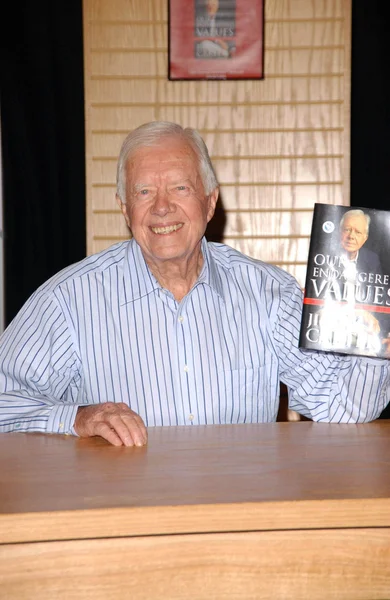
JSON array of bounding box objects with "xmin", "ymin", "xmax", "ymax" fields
[{"xmin": 299, "ymin": 203, "xmax": 390, "ymax": 359}]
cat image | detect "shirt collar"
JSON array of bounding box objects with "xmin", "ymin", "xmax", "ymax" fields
[
  {"xmin": 121, "ymin": 239, "xmax": 160, "ymax": 305},
  {"xmin": 197, "ymin": 238, "xmax": 226, "ymax": 301},
  {"xmin": 352, "ymin": 249, "xmax": 359, "ymax": 263},
  {"xmin": 342, "ymin": 249, "xmax": 359, "ymax": 264},
  {"xmin": 121, "ymin": 238, "xmax": 225, "ymax": 304}
]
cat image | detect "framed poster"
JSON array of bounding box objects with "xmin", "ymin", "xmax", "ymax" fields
[{"xmin": 168, "ymin": 0, "xmax": 264, "ymax": 80}]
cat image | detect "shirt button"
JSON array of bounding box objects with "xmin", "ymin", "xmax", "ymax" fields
[
  {"xmin": 188, "ymin": 414, "xmax": 194, "ymax": 421},
  {"xmin": 59, "ymin": 423, "xmax": 64, "ymax": 429},
  {"xmin": 178, "ymin": 316, "xmax": 184, "ymax": 323},
  {"xmin": 183, "ymin": 365, "xmax": 189, "ymax": 372}
]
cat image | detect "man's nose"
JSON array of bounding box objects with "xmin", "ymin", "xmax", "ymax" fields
[{"xmin": 151, "ymin": 190, "xmax": 174, "ymax": 215}]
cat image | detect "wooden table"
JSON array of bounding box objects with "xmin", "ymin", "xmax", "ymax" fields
[{"xmin": 1, "ymin": 422, "xmax": 390, "ymax": 599}]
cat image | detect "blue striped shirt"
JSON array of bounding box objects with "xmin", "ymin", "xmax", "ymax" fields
[{"xmin": 0, "ymin": 239, "xmax": 389, "ymax": 434}]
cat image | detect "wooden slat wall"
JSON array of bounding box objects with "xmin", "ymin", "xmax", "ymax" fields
[{"xmin": 83, "ymin": 0, "xmax": 351, "ymax": 289}]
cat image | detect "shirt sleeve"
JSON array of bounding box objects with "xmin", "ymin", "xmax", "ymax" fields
[
  {"xmin": 273, "ymin": 277, "xmax": 390, "ymax": 422},
  {"xmin": 0, "ymin": 289, "xmax": 82, "ymax": 434}
]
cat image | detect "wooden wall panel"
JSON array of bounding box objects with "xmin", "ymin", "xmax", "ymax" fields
[
  {"xmin": 89, "ymin": 48, "xmax": 344, "ymax": 77},
  {"xmin": 83, "ymin": 0, "xmax": 351, "ymax": 288},
  {"xmin": 92, "ymin": 131, "xmax": 342, "ymax": 158},
  {"xmin": 87, "ymin": 0, "xmax": 167, "ymax": 20},
  {"xmin": 88, "ymin": 77, "xmax": 343, "ymax": 104},
  {"xmin": 90, "ymin": 104, "xmax": 343, "ymax": 131}
]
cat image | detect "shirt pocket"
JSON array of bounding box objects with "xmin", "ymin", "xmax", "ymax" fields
[{"xmin": 218, "ymin": 365, "xmax": 278, "ymax": 424}]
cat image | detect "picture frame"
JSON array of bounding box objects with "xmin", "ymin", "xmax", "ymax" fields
[{"xmin": 168, "ymin": 0, "xmax": 264, "ymax": 81}]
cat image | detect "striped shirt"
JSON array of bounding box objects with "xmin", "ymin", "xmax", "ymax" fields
[{"xmin": 0, "ymin": 239, "xmax": 389, "ymax": 434}]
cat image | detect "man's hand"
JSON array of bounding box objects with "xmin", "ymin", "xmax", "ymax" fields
[
  {"xmin": 74, "ymin": 402, "xmax": 147, "ymax": 447},
  {"xmin": 354, "ymin": 309, "xmax": 380, "ymax": 334},
  {"xmin": 382, "ymin": 336, "xmax": 390, "ymax": 358}
]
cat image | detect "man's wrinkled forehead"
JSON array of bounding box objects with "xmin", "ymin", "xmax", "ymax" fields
[
  {"xmin": 126, "ymin": 138, "xmax": 197, "ymax": 169},
  {"xmin": 342, "ymin": 215, "xmax": 367, "ymax": 232}
]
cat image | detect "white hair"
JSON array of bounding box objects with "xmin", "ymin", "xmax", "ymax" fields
[
  {"xmin": 116, "ymin": 121, "xmax": 219, "ymax": 203},
  {"xmin": 340, "ymin": 209, "xmax": 370, "ymax": 235}
]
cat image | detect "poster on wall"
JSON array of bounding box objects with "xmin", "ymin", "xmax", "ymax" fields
[{"xmin": 168, "ymin": 0, "xmax": 264, "ymax": 80}]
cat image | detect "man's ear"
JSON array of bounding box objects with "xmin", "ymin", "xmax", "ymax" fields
[
  {"xmin": 116, "ymin": 194, "xmax": 130, "ymax": 228},
  {"xmin": 116, "ymin": 193, "xmax": 124, "ymax": 210},
  {"xmin": 207, "ymin": 187, "xmax": 219, "ymax": 222}
]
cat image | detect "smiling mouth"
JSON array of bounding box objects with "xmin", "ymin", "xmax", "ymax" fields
[{"xmin": 150, "ymin": 223, "xmax": 184, "ymax": 235}]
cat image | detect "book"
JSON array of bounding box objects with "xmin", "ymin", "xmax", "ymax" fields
[{"xmin": 299, "ymin": 203, "xmax": 390, "ymax": 359}]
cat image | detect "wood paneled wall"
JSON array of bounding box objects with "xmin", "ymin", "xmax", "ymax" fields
[{"xmin": 83, "ymin": 0, "xmax": 351, "ymax": 289}]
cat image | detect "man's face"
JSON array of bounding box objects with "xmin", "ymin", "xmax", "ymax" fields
[
  {"xmin": 206, "ymin": 0, "xmax": 219, "ymax": 16},
  {"xmin": 118, "ymin": 138, "xmax": 218, "ymax": 269},
  {"xmin": 340, "ymin": 215, "xmax": 368, "ymax": 257}
]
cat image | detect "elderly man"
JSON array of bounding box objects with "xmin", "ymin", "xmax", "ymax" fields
[
  {"xmin": 339, "ymin": 209, "xmax": 382, "ymax": 274},
  {"xmin": 0, "ymin": 121, "xmax": 389, "ymax": 446},
  {"xmin": 337, "ymin": 208, "xmax": 385, "ymax": 352}
]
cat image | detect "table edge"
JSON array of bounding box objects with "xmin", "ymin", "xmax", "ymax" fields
[{"xmin": 2, "ymin": 497, "xmax": 390, "ymax": 544}]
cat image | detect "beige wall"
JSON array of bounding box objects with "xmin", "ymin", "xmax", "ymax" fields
[{"xmin": 83, "ymin": 0, "xmax": 351, "ymax": 289}]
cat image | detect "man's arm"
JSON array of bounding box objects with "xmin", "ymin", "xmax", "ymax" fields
[
  {"xmin": 0, "ymin": 290, "xmax": 82, "ymax": 434},
  {"xmin": 273, "ymin": 279, "xmax": 389, "ymax": 422},
  {"xmin": 0, "ymin": 288, "xmax": 147, "ymax": 445}
]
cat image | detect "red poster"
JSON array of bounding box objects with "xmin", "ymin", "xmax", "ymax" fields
[{"xmin": 169, "ymin": 0, "xmax": 264, "ymax": 80}]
